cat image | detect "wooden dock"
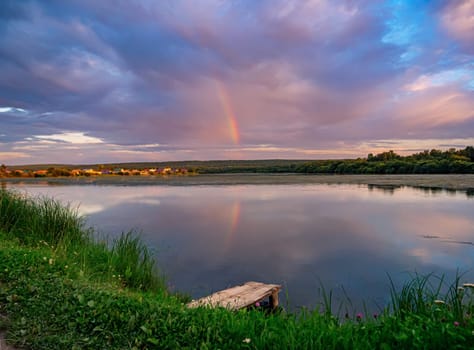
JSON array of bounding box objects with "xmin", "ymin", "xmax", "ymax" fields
[{"xmin": 187, "ymin": 281, "xmax": 282, "ymax": 311}]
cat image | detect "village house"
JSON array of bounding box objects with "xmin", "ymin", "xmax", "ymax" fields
[
  {"xmin": 162, "ymin": 167, "xmax": 172, "ymax": 175},
  {"xmin": 33, "ymin": 170, "xmax": 48, "ymax": 177},
  {"xmin": 82, "ymin": 169, "xmax": 102, "ymax": 176}
]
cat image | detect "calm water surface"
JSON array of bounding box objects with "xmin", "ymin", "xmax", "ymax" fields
[{"xmin": 7, "ymin": 183, "xmax": 474, "ymax": 311}]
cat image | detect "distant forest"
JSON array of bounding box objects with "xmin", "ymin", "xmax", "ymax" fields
[
  {"xmin": 4, "ymin": 146, "xmax": 474, "ymax": 175},
  {"xmin": 194, "ymin": 146, "xmax": 474, "ymax": 174}
]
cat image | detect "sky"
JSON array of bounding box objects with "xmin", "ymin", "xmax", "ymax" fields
[{"xmin": 0, "ymin": 0, "xmax": 473, "ymax": 165}]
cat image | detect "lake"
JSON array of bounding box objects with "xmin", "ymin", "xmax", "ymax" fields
[{"xmin": 5, "ymin": 181, "xmax": 474, "ymax": 312}]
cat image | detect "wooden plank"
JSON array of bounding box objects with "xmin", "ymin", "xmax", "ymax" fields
[{"xmin": 187, "ymin": 281, "xmax": 282, "ymax": 310}]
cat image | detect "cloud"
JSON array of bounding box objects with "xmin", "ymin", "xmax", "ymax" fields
[
  {"xmin": 0, "ymin": 152, "xmax": 31, "ymax": 162},
  {"xmin": 405, "ymin": 69, "xmax": 474, "ymax": 92},
  {"xmin": 35, "ymin": 132, "xmax": 104, "ymax": 144},
  {"xmin": 0, "ymin": 0, "xmax": 473, "ymax": 164},
  {"xmin": 0, "ymin": 107, "xmax": 26, "ymax": 113},
  {"xmin": 440, "ymin": 0, "xmax": 474, "ymax": 53}
]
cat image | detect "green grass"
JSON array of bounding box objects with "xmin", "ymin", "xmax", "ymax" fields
[
  {"xmin": 0, "ymin": 188, "xmax": 87, "ymax": 246},
  {"xmin": 1, "ymin": 189, "xmax": 474, "ymax": 349},
  {"xmin": 0, "ymin": 189, "xmax": 163, "ymax": 292}
]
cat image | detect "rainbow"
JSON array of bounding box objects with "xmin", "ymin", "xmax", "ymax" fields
[
  {"xmin": 224, "ymin": 201, "xmax": 241, "ymax": 250},
  {"xmin": 215, "ymin": 81, "xmax": 240, "ymax": 145}
]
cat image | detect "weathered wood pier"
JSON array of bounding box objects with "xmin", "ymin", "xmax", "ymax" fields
[{"xmin": 187, "ymin": 281, "xmax": 282, "ymax": 311}]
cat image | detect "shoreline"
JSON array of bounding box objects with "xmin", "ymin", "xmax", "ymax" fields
[{"xmin": 1, "ymin": 174, "xmax": 474, "ymax": 191}]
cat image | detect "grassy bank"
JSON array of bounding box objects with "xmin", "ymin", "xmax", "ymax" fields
[
  {"xmin": 1, "ymin": 189, "xmax": 473, "ymax": 349},
  {"xmin": 0, "ymin": 189, "xmax": 163, "ymax": 292}
]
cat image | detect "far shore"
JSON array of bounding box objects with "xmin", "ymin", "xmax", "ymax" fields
[{"xmin": 2, "ymin": 173, "xmax": 474, "ymax": 192}]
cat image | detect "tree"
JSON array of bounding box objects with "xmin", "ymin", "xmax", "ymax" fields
[
  {"xmin": 465, "ymin": 146, "xmax": 474, "ymax": 162},
  {"xmin": 370, "ymin": 150, "xmax": 401, "ymax": 162}
]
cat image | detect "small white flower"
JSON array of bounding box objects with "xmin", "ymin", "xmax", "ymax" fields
[{"xmin": 242, "ymin": 338, "xmax": 251, "ymax": 344}]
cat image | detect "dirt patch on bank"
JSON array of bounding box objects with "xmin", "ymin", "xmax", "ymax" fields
[
  {"xmin": 0, "ymin": 332, "xmax": 16, "ymax": 350},
  {"xmin": 0, "ymin": 314, "xmax": 16, "ymax": 350}
]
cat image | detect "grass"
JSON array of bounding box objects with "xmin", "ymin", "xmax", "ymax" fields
[
  {"xmin": 0, "ymin": 189, "xmax": 163, "ymax": 292},
  {"xmin": 1, "ymin": 189, "xmax": 474, "ymax": 349},
  {"xmin": 0, "ymin": 187, "xmax": 86, "ymax": 246}
]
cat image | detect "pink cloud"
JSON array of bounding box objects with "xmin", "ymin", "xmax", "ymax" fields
[
  {"xmin": 381, "ymin": 86, "xmax": 474, "ymax": 137},
  {"xmin": 440, "ymin": 0, "xmax": 474, "ymax": 52}
]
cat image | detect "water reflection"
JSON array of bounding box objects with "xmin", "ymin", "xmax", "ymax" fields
[
  {"xmin": 368, "ymin": 184, "xmax": 402, "ymax": 194},
  {"xmin": 5, "ymin": 183, "xmax": 474, "ymax": 311},
  {"xmin": 367, "ymin": 183, "xmax": 472, "ymax": 198}
]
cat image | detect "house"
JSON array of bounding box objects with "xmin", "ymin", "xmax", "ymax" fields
[
  {"xmin": 82, "ymin": 169, "xmax": 101, "ymax": 176},
  {"xmin": 162, "ymin": 167, "xmax": 172, "ymax": 175},
  {"xmin": 33, "ymin": 170, "xmax": 48, "ymax": 177}
]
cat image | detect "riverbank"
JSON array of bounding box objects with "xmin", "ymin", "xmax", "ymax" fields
[
  {"xmin": 1, "ymin": 189, "xmax": 474, "ymax": 348},
  {"xmin": 2, "ymin": 174, "xmax": 474, "ymax": 191}
]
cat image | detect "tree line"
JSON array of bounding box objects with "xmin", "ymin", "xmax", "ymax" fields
[
  {"xmin": 2, "ymin": 146, "xmax": 474, "ymax": 176},
  {"xmin": 195, "ymin": 146, "xmax": 474, "ymax": 174},
  {"xmin": 294, "ymin": 147, "xmax": 474, "ymax": 174}
]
